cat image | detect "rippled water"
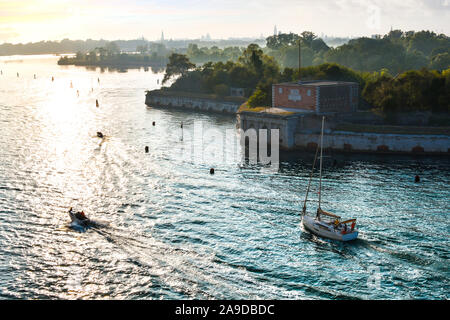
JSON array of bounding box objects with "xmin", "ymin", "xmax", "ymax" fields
[{"xmin": 0, "ymin": 55, "xmax": 449, "ymax": 299}]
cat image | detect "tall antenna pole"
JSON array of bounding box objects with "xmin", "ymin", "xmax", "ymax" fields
[
  {"xmin": 298, "ymin": 40, "xmax": 301, "ymax": 82},
  {"xmin": 318, "ymin": 116, "xmax": 324, "ymax": 209}
]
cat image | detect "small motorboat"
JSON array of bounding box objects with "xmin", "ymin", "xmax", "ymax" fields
[{"xmin": 68, "ymin": 207, "xmax": 90, "ymax": 228}]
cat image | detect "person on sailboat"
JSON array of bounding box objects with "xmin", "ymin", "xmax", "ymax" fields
[{"xmin": 343, "ymin": 224, "xmax": 348, "ymax": 233}]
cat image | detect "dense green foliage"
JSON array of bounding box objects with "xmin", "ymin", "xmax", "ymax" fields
[
  {"xmin": 166, "ymin": 44, "xmax": 282, "ymax": 107},
  {"xmin": 265, "ymin": 32, "xmax": 330, "ymax": 69},
  {"xmin": 247, "ymin": 89, "xmax": 269, "ymax": 107},
  {"xmin": 162, "ymin": 53, "xmax": 196, "ymax": 84},
  {"xmin": 186, "ymin": 44, "xmax": 243, "ymax": 64},
  {"xmin": 181, "ymin": 30, "xmax": 449, "ymax": 74},
  {"xmin": 165, "ymin": 44, "xmax": 450, "ymax": 114},
  {"xmin": 362, "ymin": 68, "xmax": 449, "ymax": 114},
  {"xmin": 265, "ymin": 30, "xmax": 450, "ymax": 73}
]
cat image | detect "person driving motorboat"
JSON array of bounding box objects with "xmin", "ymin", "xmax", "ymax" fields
[
  {"xmin": 69, "ymin": 207, "xmax": 88, "ymax": 221},
  {"xmin": 77, "ymin": 211, "xmax": 87, "ymax": 220}
]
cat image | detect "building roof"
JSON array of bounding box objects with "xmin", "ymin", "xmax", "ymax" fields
[{"xmin": 275, "ymin": 80, "xmax": 358, "ymax": 87}]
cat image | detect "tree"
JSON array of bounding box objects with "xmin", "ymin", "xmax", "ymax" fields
[
  {"xmin": 385, "ymin": 29, "xmax": 404, "ymax": 40},
  {"xmin": 162, "ymin": 53, "xmax": 196, "ymax": 84},
  {"xmin": 230, "ymin": 64, "xmax": 257, "ymax": 89},
  {"xmin": 248, "ymin": 88, "xmax": 269, "ymax": 107},
  {"xmin": 310, "ymin": 38, "xmax": 330, "ymax": 53},
  {"xmin": 300, "ymin": 31, "xmax": 317, "ymax": 46},
  {"xmin": 362, "ymin": 68, "xmax": 449, "ymax": 115},
  {"xmin": 95, "ymin": 47, "xmax": 107, "ymax": 61},
  {"xmin": 266, "ymin": 33, "xmax": 300, "ymax": 50},
  {"xmin": 239, "ymin": 44, "xmax": 263, "ymax": 73},
  {"xmin": 276, "ymin": 45, "xmax": 315, "ymax": 68},
  {"xmin": 430, "ymin": 53, "xmax": 450, "ymax": 71},
  {"xmin": 87, "ymin": 50, "xmax": 97, "ymax": 63},
  {"xmin": 105, "ymin": 41, "xmax": 120, "ymax": 55}
]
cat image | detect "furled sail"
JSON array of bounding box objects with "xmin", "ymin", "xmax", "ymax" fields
[{"xmin": 317, "ymin": 208, "xmax": 341, "ymax": 219}]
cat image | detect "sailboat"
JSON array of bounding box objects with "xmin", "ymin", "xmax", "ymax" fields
[{"xmin": 301, "ymin": 116, "xmax": 358, "ymax": 241}]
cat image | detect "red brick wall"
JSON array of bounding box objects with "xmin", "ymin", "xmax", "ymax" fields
[{"xmin": 273, "ymin": 84, "xmax": 316, "ymax": 110}]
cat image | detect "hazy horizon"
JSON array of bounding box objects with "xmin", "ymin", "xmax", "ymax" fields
[{"xmin": 1, "ymin": 0, "xmax": 449, "ymax": 44}]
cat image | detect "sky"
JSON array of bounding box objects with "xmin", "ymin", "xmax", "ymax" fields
[{"xmin": 0, "ymin": 0, "xmax": 449, "ymax": 43}]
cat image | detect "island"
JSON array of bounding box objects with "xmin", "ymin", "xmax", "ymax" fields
[
  {"xmin": 57, "ymin": 42, "xmax": 168, "ymax": 69},
  {"xmin": 145, "ymin": 31, "xmax": 449, "ymax": 155}
]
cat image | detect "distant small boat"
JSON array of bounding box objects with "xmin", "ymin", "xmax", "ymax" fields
[
  {"xmin": 68, "ymin": 208, "xmax": 105, "ymax": 231},
  {"xmin": 68, "ymin": 208, "xmax": 90, "ymax": 228},
  {"xmin": 301, "ymin": 116, "xmax": 358, "ymax": 241}
]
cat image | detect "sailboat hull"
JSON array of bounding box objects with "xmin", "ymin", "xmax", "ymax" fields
[{"xmin": 302, "ymin": 216, "xmax": 358, "ymax": 242}]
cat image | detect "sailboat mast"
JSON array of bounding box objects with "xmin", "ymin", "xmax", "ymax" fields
[
  {"xmin": 318, "ymin": 116, "xmax": 325, "ymax": 209},
  {"xmin": 302, "ymin": 136, "xmax": 320, "ymax": 215}
]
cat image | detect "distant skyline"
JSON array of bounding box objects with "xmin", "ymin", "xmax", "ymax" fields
[{"xmin": 0, "ymin": 0, "xmax": 449, "ymax": 44}]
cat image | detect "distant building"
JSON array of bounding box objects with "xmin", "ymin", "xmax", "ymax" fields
[
  {"xmin": 274, "ymin": 25, "xmax": 277, "ymax": 36},
  {"xmin": 272, "ymin": 81, "xmax": 359, "ymax": 114},
  {"xmin": 201, "ymin": 33, "xmax": 212, "ymax": 41}
]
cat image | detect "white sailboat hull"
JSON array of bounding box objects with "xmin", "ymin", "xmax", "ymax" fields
[{"xmin": 302, "ymin": 215, "xmax": 358, "ymax": 242}]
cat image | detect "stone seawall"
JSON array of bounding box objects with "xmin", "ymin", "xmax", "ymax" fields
[
  {"xmin": 294, "ymin": 132, "xmax": 449, "ymax": 154},
  {"xmin": 238, "ymin": 111, "xmax": 449, "ymax": 154},
  {"xmin": 145, "ymin": 91, "xmax": 243, "ymax": 114}
]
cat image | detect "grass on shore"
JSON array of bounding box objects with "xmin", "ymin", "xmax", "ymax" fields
[{"xmin": 238, "ymin": 102, "xmax": 296, "ymax": 115}]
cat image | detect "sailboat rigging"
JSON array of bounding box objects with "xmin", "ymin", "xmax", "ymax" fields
[{"xmin": 301, "ymin": 116, "xmax": 359, "ymax": 241}]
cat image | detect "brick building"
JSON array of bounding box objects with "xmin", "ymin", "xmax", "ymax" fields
[{"xmin": 272, "ymin": 81, "xmax": 359, "ymax": 113}]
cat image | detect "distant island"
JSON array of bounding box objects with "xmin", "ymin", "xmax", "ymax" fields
[
  {"xmin": 0, "ymin": 37, "xmax": 266, "ymax": 57},
  {"xmin": 52, "ymin": 30, "xmax": 450, "ymax": 76},
  {"xmin": 56, "ymin": 41, "xmax": 169, "ymax": 69}
]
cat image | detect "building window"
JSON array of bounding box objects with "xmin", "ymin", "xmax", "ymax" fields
[
  {"xmin": 307, "ymin": 89, "xmax": 311, "ymax": 96},
  {"xmin": 279, "ymin": 87, "xmax": 283, "ymax": 94},
  {"xmin": 288, "ymin": 89, "xmax": 302, "ymax": 101}
]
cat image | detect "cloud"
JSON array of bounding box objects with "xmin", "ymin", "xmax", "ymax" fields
[
  {"xmin": 0, "ymin": 27, "xmax": 19, "ymax": 41},
  {"xmin": 0, "ymin": 0, "xmax": 448, "ymax": 43}
]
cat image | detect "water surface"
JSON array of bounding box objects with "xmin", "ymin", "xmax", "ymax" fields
[{"xmin": 0, "ymin": 55, "xmax": 448, "ymax": 299}]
